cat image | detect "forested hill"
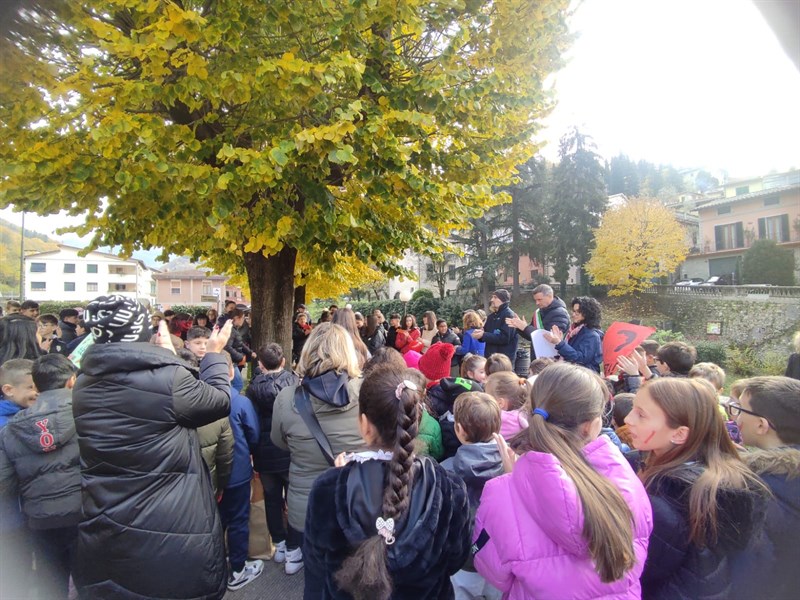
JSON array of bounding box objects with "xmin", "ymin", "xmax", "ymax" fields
[{"xmin": 0, "ymin": 218, "xmax": 59, "ymax": 297}]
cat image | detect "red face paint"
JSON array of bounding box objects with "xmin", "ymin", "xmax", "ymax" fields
[{"xmin": 642, "ymin": 431, "xmax": 656, "ymax": 445}]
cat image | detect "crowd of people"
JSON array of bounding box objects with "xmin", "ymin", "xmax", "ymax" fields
[{"xmin": 0, "ymin": 288, "xmax": 798, "ymax": 600}]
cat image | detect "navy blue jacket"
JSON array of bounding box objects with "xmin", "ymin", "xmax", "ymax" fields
[
  {"xmin": 481, "ymin": 302, "xmax": 518, "ymax": 363},
  {"xmin": 520, "ymin": 296, "xmax": 571, "ymax": 341},
  {"xmin": 227, "ymin": 390, "xmax": 259, "ymax": 489},
  {"xmin": 246, "ymin": 369, "xmax": 298, "ymax": 474},
  {"xmin": 555, "ymin": 326, "xmax": 603, "ymax": 372}
]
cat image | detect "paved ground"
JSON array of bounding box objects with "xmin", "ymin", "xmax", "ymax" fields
[{"xmin": 225, "ymin": 559, "xmax": 305, "ymax": 600}]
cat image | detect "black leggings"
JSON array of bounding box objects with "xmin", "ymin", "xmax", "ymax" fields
[{"xmin": 259, "ymin": 471, "xmax": 304, "ymax": 549}]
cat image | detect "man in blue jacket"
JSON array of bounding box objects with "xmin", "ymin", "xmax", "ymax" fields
[{"xmin": 472, "ymin": 289, "xmax": 518, "ymax": 364}]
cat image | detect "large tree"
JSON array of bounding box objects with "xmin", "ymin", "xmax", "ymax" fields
[
  {"xmin": 0, "ymin": 1, "xmax": 571, "ymax": 353},
  {"xmin": 741, "ymin": 239, "xmax": 795, "ymax": 286},
  {"xmin": 547, "ymin": 127, "xmax": 607, "ymax": 294},
  {"xmin": 585, "ymin": 197, "xmax": 688, "ymax": 296}
]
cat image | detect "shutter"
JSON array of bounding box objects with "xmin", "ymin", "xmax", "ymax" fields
[
  {"xmin": 715, "ymin": 225, "xmax": 723, "ymax": 250},
  {"xmin": 757, "ymin": 217, "xmax": 766, "ymax": 240},
  {"xmin": 735, "ymin": 222, "xmax": 744, "ymax": 248},
  {"xmin": 780, "ymin": 214, "xmax": 790, "ymax": 242}
]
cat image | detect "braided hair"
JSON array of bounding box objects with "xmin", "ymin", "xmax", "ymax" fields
[{"xmin": 334, "ymin": 365, "xmax": 424, "ymax": 600}]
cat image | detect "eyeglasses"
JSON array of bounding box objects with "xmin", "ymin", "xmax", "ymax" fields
[{"xmin": 725, "ymin": 403, "xmax": 775, "ymax": 429}]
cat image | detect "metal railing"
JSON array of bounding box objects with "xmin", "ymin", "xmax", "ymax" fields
[{"xmin": 642, "ymin": 285, "xmax": 800, "ymax": 298}]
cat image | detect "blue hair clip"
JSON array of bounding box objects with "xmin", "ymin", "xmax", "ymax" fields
[{"xmin": 533, "ymin": 408, "xmax": 549, "ymax": 421}]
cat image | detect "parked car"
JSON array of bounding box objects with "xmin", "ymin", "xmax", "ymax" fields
[
  {"xmin": 675, "ymin": 278, "xmax": 705, "ymax": 286},
  {"xmin": 699, "ymin": 275, "xmax": 734, "ymax": 286}
]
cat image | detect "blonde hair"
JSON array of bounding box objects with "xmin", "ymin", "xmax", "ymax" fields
[
  {"xmin": 689, "ymin": 362, "xmax": 726, "ymax": 391},
  {"xmin": 297, "ymin": 322, "xmax": 361, "ymax": 378},
  {"xmin": 460, "ymin": 354, "xmax": 486, "ymax": 378},
  {"xmin": 462, "ymin": 310, "xmax": 483, "ymax": 330},
  {"xmin": 484, "ymin": 371, "xmax": 531, "ymax": 411},
  {"xmin": 793, "ymin": 331, "xmax": 800, "ymax": 353}
]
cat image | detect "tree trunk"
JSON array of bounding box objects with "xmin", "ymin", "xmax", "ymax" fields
[
  {"xmin": 244, "ymin": 247, "xmax": 297, "ymax": 362},
  {"xmin": 294, "ymin": 284, "xmax": 306, "ymax": 309}
]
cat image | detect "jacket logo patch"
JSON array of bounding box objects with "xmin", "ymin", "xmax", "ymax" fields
[{"xmin": 35, "ymin": 418, "xmax": 56, "ymax": 452}]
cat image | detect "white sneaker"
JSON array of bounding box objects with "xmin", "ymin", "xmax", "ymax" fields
[
  {"xmin": 284, "ymin": 547, "xmax": 303, "ymax": 575},
  {"xmin": 273, "ymin": 540, "xmax": 287, "ymax": 564},
  {"xmin": 227, "ymin": 559, "xmax": 264, "ymax": 591}
]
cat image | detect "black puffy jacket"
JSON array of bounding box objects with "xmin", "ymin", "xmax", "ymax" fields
[
  {"xmin": 72, "ymin": 343, "xmax": 231, "ymax": 600},
  {"xmin": 481, "ymin": 302, "xmax": 518, "ymax": 363},
  {"xmin": 246, "ymin": 369, "xmax": 298, "ymax": 473},
  {"xmin": 0, "ymin": 387, "xmax": 81, "ymax": 530},
  {"xmin": 641, "ymin": 462, "xmax": 768, "ymax": 600}
]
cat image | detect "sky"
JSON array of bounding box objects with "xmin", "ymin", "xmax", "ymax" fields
[{"xmin": 2, "ymin": 0, "xmax": 799, "ymax": 265}]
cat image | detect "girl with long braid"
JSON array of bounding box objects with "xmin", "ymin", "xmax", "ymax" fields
[{"xmin": 303, "ymin": 364, "xmax": 471, "ymax": 600}]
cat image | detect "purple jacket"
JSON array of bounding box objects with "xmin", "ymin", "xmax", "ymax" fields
[{"xmin": 474, "ymin": 436, "xmax": 652, "ymax": 599}]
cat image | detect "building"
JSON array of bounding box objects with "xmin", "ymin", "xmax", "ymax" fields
[
  {"xmin": 153, "ymin": 269, "xmax": 249, "ymax": 311},
  {"xmin": 23, "ymin": 244, "xmax": 157, "ymax": 305},
  {"xmin": 681, "ymin": 170, "xmax": 800, "ymax": 282}
]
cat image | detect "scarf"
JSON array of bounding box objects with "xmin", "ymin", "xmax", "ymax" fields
[{"xmin": 565, "ymin": 322, "xmax": 584, "ymax": 342}]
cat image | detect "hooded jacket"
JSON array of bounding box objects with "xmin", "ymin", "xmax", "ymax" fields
[
  {"xmin": 740, "ymin": 447, "xmax": 800, "ymax": 600},
  {"xmin": 197, "ymin": 417, "xmax": 233, "ymax": 493},
  {"xmin": 520, "ymin": 296, "xmax": 571, "ymax": 341},
  {"xmin": 271, "ymin": 370, "xmax": 363, "ymax": 531},
  {"xmin": 427, "ymin": 377, "xmax": 483, "ymax": 460},
  {"xmin": 247, "ymin": 369, "xmax": 298, "ymax": 473},
  {"xmin": 0, "ymin": 387, "xmax": 80, "ymax": 530},
  {"xmin": 226, "ymin": 389, "xmax": 259, "ymax": 489},
  {"xmin": 72, "ymin": 343, "xmax": 231, "ymax": 600},
  {"xmin": 0, "ymin": 398, "xmax": 24, "ymax": 429},
  {"xmin": 441, "ymin": 441, "xmax": 504, "ymax": 510},
  {"xmin": 303, "ymin": 455, "xmax": 471, "ymax": 599},
  {"xmin": 481, "ymin": 302, "xmax": 518, "ymax": 363},
  {"xmin": 474, "ymin": 436, "xmax": 653, "ymax": 599},
  {"xmin": 640, "ymin": 462, "xmax": 768, "ymax": 600}
]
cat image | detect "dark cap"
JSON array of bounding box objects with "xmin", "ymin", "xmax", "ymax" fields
[{"xmin": 492, "ymin": 289, "xmax": 511, "ymax": 304}]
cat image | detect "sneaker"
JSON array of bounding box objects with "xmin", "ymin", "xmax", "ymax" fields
[
  {"xmin": 273, "ymin": 540, "xmax": 287, "ymax": 564},
  {"xmin": 227, "ymin": 559, "xmax": 264, "ymax": 591},
  {"xmin": 284, "ymin": 547, "xmax": 303, "ymax": 575}
]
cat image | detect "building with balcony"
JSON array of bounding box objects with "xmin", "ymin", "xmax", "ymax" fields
[
  {"xmin": 681, "ymin": 170, "xmax": 800, "ymax": 282},
  {"xmin": 153, "ymin": 269, "xmax": 249, "ymax": 311},
  {"xmin": 23, "ymin": 245, "xmax": 157, "ymax": 305}
]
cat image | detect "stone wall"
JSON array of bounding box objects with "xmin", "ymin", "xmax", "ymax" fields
[{"xmin": 640, "ymin": 293, "xmax": 800, "ymax": 353}]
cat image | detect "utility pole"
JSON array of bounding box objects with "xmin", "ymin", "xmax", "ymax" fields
[{"xmin": 18, "ymin": 211, "xmax": 25, "ymax": 300}]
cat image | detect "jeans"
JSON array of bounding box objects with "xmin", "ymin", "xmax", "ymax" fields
[
  {"xmin": 30, "ymin": 525, "xmax": 78, "ymax": 600},
  {"xmin": 259, "ymin": 471, "xmax": 289, "ymax": 545},
  {"xmin": 219, "ymin": 482, "xmax": 251, "ymax": 572}
]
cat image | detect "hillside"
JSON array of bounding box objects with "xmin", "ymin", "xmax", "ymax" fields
[{"xmin": 0, "ymin": 218, "xmax": 60, "ymax": 297}]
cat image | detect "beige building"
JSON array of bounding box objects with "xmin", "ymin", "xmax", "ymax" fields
[{"xmin": 153, "ymin": 269, "xmax": 249, "ymax": 310}]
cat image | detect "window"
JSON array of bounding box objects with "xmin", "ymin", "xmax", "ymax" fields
[
  {"xmin": 448, "ymin": 264, "xmax": 456, "ymax": 281},
  {"xmin": 717, "ymin": 206, "xmax": 731, "ymax": 215},
  {"xmin": 202, "ymin": 280, "xmax": 213, "ymax": 296},
  {"xmin": 30, "ymin": 262, "xmax": 46, "ymax": 272},
  {"xmin": 31, "ymin": 282, "xmax": 46, "ymax": 291},
  {"xmin": 87, "ymin": 264, "xmax": 98, "ymax": 274},
  {"xmin": 735, "ymin": 185, "xmax": 750, "ymax": 196},
  {"xmin": 758, "ymin": 214, "xmax": 790, "ymax": 242},
  {"xmin": 113, "ymin": 283, "xmax": 127, "ymax": 291},
  {"xmin": 714, "ymin": 222, "xmax": 744, "ymax": 251},
  {"xmin": 87, "ymin": 282, "xmax": 98, "ymax": 292},
  {"xmin": 64, "ymin": 263, "xmax": 75, "ymax": 273},
  {"xmin": 426, "ymin": 263, "xmax": 435, "ymax": 278},
  {"xmin": 763, "ymin": 196, "xmax": 779, "ymax": 206},
  {"xmin": 64, "ymin": 282, "xmax": 76, "ymax": 292},
  {"xmin": 171, "ymin": 280, "xmax": 181, "ymax": 295},
  {"xmin": 531, "ymin": 269, "xmax": 540, "ymax": 279}
]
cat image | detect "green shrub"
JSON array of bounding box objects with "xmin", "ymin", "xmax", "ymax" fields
[
  {"xmin": 411, "ymin": 289, "xmax": 434, "ymax": 301},
  {"xmin": 759, "ymin": 351, "xmax": 788, "ymax": 376},
  {"xmin": 693, "ymin": 341, "xmax": 727, "ymax": 368},
  {"xmin": 169, "ymin": 304, "xmax": 211, "ymax": 316},
  {"xmin": 38, "ymin": 300, "xmax": 90, "ymax": 316},
  {"xmin": 726, "ymin": 346, "xmax": 760, "ymax": 377},
  {"xmin": 649, "ymin": 329, "xmax": 685, "ymax": 344}
]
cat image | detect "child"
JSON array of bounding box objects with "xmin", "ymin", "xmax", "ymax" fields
[
  {"xmin": 217, "ymin": 351, "xmax": 263, "ymax": 591},
  {"xmin": 0, "ymin": 359, "xmax": 37, "ymax": 427},
  {"xmin": 185, "ymin": 326, "xmax": 211, "ymax": 361},
  {"xmin": 0, "ymin": 354, "xmax": 80, "ymax": 599},
  {"xmin": 303, "ymin": 365, "xmax": 471, "ymax": 599},
  {"xmin": 484, "ymin": 371, "xmax": 531, "ymax": 440},
  {"xmin": 474, "ymin": 362, "xmax": 652, "ymax": 598},
  {"xmin": 733, "ymin": 376, "xmax": 800, "ymax": 600},
  {"xmin": 654, "ymin": 341, "xmax": 696, "ymax": 377},
  {"xmin": 611, "ymin": 392, "xmax": 635, "ymax": 448},
  {"xmin": 246, "ymin": 343, "xmax": 299, "ymax": 565},
  {"xmin": 460, "ymin": 354, "xmax": 487, "ymax": 385},
  {"xmin": 485, "ymin": 353, "xmax": 513, "ymax": 376},
  {"xmin": 690, "ymin": 361, "xmax": 740, "ymax": 443},
  {"xmin": 442, "ymin": 392, "xmax": 504, "ymax": 600},
  {"xmin": 625, "ymin": 377, "xmax": 769, "ymax": 599}
]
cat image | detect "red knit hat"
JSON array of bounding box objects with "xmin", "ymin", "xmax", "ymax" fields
[{"xmin": 418, "ymin": 342, "xmax": 455, "ymax": 381}]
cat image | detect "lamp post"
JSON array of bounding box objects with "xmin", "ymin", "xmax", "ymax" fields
[{"xmin": 399, "ymin": 289, "xmax": 412, "ymax": 319}]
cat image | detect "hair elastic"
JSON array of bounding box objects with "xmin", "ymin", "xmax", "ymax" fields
[
  {"xmin": 533, "ymin": 407, "xmax": 549, "ymax": 421},
  {"xmin": 395, "ymin": 379, "xmax": 418, "ymax": 400},
  {"xmin": 376, "ymin": 516, "xmax": 396, "ymax": 545}
]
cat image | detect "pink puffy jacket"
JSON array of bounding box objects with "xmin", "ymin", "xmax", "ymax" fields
[{"xmin": 474, "ymin": 436, "xmax": 653, "ymax": 599}]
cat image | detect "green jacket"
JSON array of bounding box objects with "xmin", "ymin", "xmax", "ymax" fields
[{"xmin": 418, "ymin": 410, "xmax": 444, "ymax": 461}]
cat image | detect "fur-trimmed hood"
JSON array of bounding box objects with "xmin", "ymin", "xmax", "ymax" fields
[{"xmin": 742, "ymin": 446, "xmax": 800, "ymax": 479}]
